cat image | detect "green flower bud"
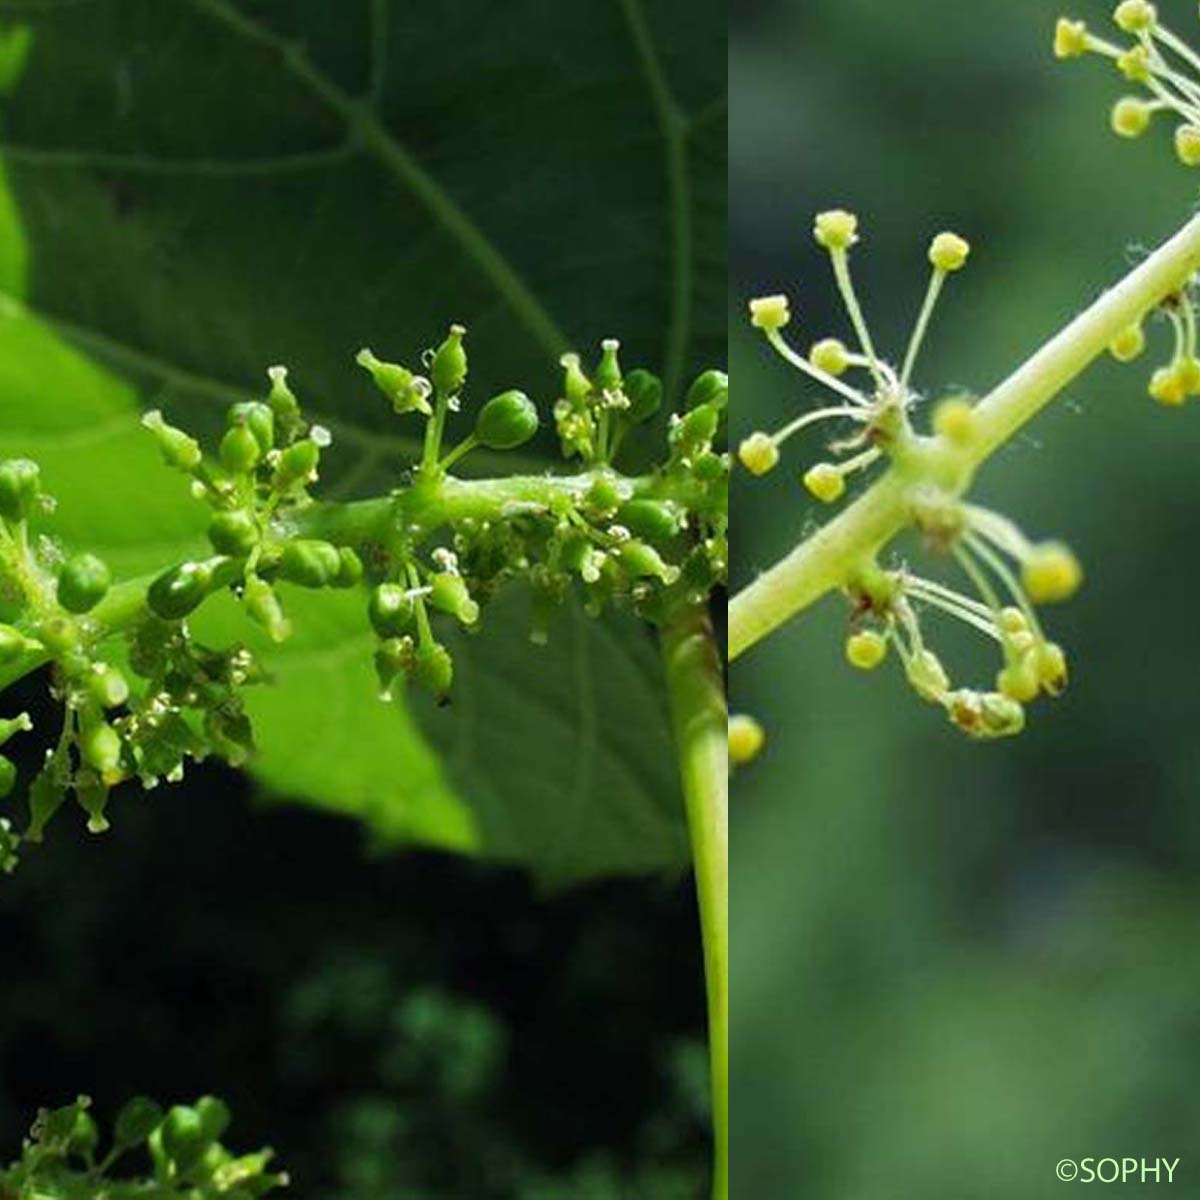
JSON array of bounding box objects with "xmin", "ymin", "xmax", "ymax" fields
[
  {"xmin": 208, "ymin": 510, "xmax": 259, "ymax": 556},
  {"xmin": 0, "ymin": 625, "xmax": 37, "ymax": 662},
  {"xmin": 474, "ymin": 389, "xmax": 539, "ymax": 449},
  {"xmin": 76, "ymin": 777, "xmax": 111, "ymax": 833},
  {"xmin": 0, "ymin": 817, "xmax": 17, "ymax": 874},
  {"xmin": 687, "ymin": 368, "xmax": 728, "ymax": 411},
  {"xmin": 277, "ymin": 539, "xmax": 341, "ymax": 588},
  {"xmin": 196, "ymin": 1095, "xmax": 232, "ymax": 1143},
  {"xmin": 560, "ymin": 352, "xmax": 591, "ymax": 404},
  {"xmin": 228, "ymin": 400, "xmax": 275, "ymax": 453},
  {"xmin": 219, "ymin": 423, "xmax": 262, "ymax": 474},
  {"xmin": 356, "ymin": 348, "xmax": 433, "ymax": 415},
  {"xmin": 671, "ymin": 402, "xmax": 720, "ymax": 453},
  {"xmin": 80, "ymin": 720, "xmax": 122, "ymax": 778},
  {"xmin": 333, "ymin": 547, "xmax": 364, "ymax": 588},
  {"xmin": 431, "ymin": 323, "xmax": 468, "ymax": 395},
  {"xmin": 374, "ymin": 635, "xmax": 415, "ymax": 699},
  {"xmin": 594, "ymin": 338, "xmax": 622, "ymax": 392},
  {"xmin": 115, "ymin": 1096, "xmax": 164, "ymax": 1147},
  {"xmin": 692, "ymin": 450, "xmax": 727, "ymax": 482},
  {"xmin": 38, "ymin": 614, "xmax": 80, "ymax": 654},
  {"xmin": 27, "ymin": 766, "xmax": 66, "ymax": 842},
  {"xmin": 414, "ymin": 640, "xmax": 453, "ymax": 699},
  {"xmin": 143, "ymin": 411, "xmax": 202, "ymax": 472},
  {"xmin": 161, "ymin": 1104, "xmax": 209, "ymax": 1170},
  {"xmin": 87, "ymin": 664, "xmax": 129, "ymax": 709},
  {"xmin": 272, "ymin": 438, "xmax": 320, "ymax": 491},
  {"xmin": 0, "ymin": 457, "xmax": 40, "ymax": 522},
  {"xmin": 368, "ymin": 583, "xmax": 415, "ymax": 638},
  {"xmin": 616, "ymin": 499, "xmax": 683, "ymax": 543},
  {"xmin": 429, "ymin": 573, "xmax": 480, "ymax": 625},
  {"xmin": 0, "ymin": 711, "xmax": 31, "ymax": 749},
  {"xmin": 243, "ymin": 575, "xmax": 291, "ymax": 642},
  {"xmin": 585, "ymin": 476, "xmax": 623, "ymax": 516},
  {"xmin": 266, "ymin": 365, "xmax": 304, "ymax": 439},
  {"xmin": 148, "ymin": 560, "xmax": 215, "ymax": 621},
  {"xmin": 624, "ymin": 369, "xmax": 663, "ymax": 424},
  {"xmin": 68, "ymin": 1108, "xmax": 100, "ymax": 1157},
  {"xmin": 57, "ymin": 552, "xmax": 112, "ymax": 614},
  {"xmin": 620, "ymin": 540, "xmax": 679, "ymax": 583},
  {"xmin": 0, "ymin": 755, "xmax": 15, "ymax": 799}
]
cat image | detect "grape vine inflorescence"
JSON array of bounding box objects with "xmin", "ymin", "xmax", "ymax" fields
[
  {"xmin": 0, "ymin": 1094, "xmax": 287, "ymax": 1198},
  {"xmin": 0, "ymin": 326, "xmax": 727, "ymax": 868},
  {"xmin": 735, "ymin": 211, "xmax": 1082, "ymax": 753}
]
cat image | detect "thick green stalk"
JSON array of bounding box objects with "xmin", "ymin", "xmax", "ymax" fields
[
  {"xmin": 730, "ymin": 211, "xmax": 1200, "ymax": 660},
  {"xmin": 660, "ymin": 604, "xmax": 728, "ymax": 1200}
]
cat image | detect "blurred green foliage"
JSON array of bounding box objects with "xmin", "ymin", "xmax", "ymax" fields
[{"xmin": 732, "ymin": 0, "xmax": 1200, "ymax": 1194}]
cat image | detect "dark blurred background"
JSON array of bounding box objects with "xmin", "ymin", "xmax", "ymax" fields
[
  {"xmin": 732, "ymin": 0, "xmax": 1200, "ymax": 1194},
  {"xmin": 0, "ymin": 665, "xmax": 710, "ymax": 1199}
]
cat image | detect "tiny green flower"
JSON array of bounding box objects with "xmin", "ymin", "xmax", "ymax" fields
[{"xmin": 431, "ymin": 323, "xmax": 468, "ymax": 395}]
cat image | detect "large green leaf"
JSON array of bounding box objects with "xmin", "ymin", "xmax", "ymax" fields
[{"xmin": 0, "ymin": 0, "xmax": 724, "ymax": 882}]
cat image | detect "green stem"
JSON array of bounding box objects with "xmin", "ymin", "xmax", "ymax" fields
[
  {"xmin": 730, "ymin": 210, "xmax": 1200, "ymax": 660},
  {"xmin": 660, "ymin": 603, "xmax": 727, "ymax": 1200}
]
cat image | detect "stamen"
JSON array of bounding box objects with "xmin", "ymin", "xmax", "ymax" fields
[{"xmin": 763, "ymin": 328, "xmax": 871, "ymax": 406}]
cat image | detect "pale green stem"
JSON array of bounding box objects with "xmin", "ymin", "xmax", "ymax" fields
[
  {"xmin": 660, "ymin": 603, "xmax": 727, "ymax": 1200},
  {"xmin": 900, "ymin": 268, "xmax": 946, "ymax": 387},
  {"xmin": 830, "ymin": 248, "xmax": 884, "ymax": 388},
  {"xmin": 730, "ymin": 211, "xmax": 1200, "ymax": 659}
]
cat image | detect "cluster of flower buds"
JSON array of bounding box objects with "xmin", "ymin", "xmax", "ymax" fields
[
  {"xmin": 739, "ymin": 209, "xmax": 971, "ymax": 504},
  {"xmin": 0, "ymin": 457, "xmax": 168, "ymax": 861},
  {"xmin": 841, "ymin": 495, "xmax": 1081, "ymax": 739},
  {"xmin": 0, "ymin": 321, "xmax": 727, "ymax": 859},
  {"xmin": 1055, "ymin": 3, "xmax": 1200, "ymax": 168},
  {"xmin": 0, "ymin": 1093, "xmax": 288, "ymax": 1197},
  {"xmin": 553, "ymin": 338, "xmax": 663, "ymax": 464}
]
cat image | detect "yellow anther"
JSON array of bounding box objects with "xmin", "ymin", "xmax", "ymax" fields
[
  {"xmin": 1108, "ymin": 322, "xmax": 1146, "ymax": 362},
  {"xmin": 1111, "ymin": 96, "xmax": 1152, "ymax": 138},
  {"xmin": 737, "ymin": 432, "xmax": 780, "ymax": 476},
  {"xmin": 803, "ymin": 462, "xmax": 846, "ymax": 504},
  {"xmin": 1021, "ymin": 541, "xmax": 1083, "ymax": 603},
  {"xmin": 997, "ymin": 659, "xmax": 1041, "ymax": 704},
  {"xmin": 1054, "ymin": 17, "xmax": 1090, "ymax": 59},
  {"xmin": 728, "ymin": 714, "xmax": 765, "ymax": 766},
  {"xmin": 928, "ymin": 232, "xmax": 971, "ymax": 273},
  {"xmin": 998, "ymin": 607, "xmax": 1028, "ymax": 635},
  {"xmin": 1178, "ymin": 356, "xmax": 1200, "ymax": 393},
  {"xmin": 932, "ymin": 397, "xmax": 976, "ymax": 446},
  {"xmin": 1176, "ymin": 125, "xmax": 1200, "ymax": 166},
  {"xmin": 748, "ymin": 294, "xmax": 791, "ymax": 331},
  {"xmin": 813, "ymin": 209, "xmax": 859, "ymax": 251},
  {"xmin": 1117, "ymin": 45, "xmax": 1151, "ymax": 83},
  {"xmin": 1150, "ymin": 364, "xmax": 1188, "ymax": 406},
  {"xmin": 845, "ymin": 629, "xmax": 888, "ymax": 670},
  {"xmin": 1037, "ymin": 642, "xmax": 1069, "ymax": 696},
  {"xmin": 809, "ymin": 337, "xmax": 850, "ymax": 376},
  {"xmin": 1113, "ymin": 0, "xmax": 1156, "ymax": 33}
]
